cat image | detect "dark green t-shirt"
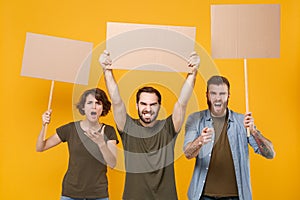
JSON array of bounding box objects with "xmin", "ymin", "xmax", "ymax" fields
[
  {"xmin": 118, "ymin": 115, "xmax": 178, "ymax": 200},
  {"xmin": 203, "ymin": 114, "xmax": 238, "ymax": 197},
  {"xmin": 56, "ymin": 121, "xmax": 118, "ymax": 199}
]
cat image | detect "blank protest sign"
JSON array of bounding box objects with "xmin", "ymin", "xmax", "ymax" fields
[
  {"xmin": 211, "ymin": 4, "xmax": 280, "ymax": 59},
  {"xmin": 106, "ymin": 22, "xmax": 196, "ymax": 72},
  {"xmin": 21, "ymin": 32, "xmax": 93, "ymax": 85},
  {"xmin": 211, "ymin": 4, "xmax": 281, "ymax": 137}
]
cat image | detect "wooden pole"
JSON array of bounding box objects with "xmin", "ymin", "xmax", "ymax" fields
[
  {"xmin": 43, "ymin": 80, "xmax": 55, "ymax": 139},
  {"xmin": 244, "ymin": 59, "xmax": 250, "ymax": 137}
]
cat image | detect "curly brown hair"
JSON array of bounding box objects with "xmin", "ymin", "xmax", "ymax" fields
[{"xmin": 76, "ymin": 88, "xmax": 111, "ymax": 116}]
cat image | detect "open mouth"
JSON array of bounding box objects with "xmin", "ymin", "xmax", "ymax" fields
[
  {"xmin": 142, "ymin": 110, "xmax": 154, "ymax": 118},
  {"xmin": 214, "ymin": 102, "xmax": 222, "ymax": 107},
  {"xmin": 143, "ymin": 113, "xmax": 151, "ymax": 117},
  {"xmin": 91, "ymin": 111, "xmax": 97, "ymax": 116}
]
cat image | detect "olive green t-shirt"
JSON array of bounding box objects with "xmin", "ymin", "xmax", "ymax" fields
[
  {"xmin": 203, "ymin": 114, "xmax": 238, "ymax": 197},
  {"xmin": 57, "ymin": 121, "xmax": 118, "ymax": 199},
  {"xmin": 118, "ymin": 115, "xmax": 178, "ymax": 200}
]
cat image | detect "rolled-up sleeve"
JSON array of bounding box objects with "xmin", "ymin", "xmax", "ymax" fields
[{"xmin": 184, "ymin": 112, "xmax": 202, "ymax": 150}]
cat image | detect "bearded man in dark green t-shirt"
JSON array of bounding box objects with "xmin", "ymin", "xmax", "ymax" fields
[{"xmin": 99, "ymin": 50, "xmax": 200, "ymax": 200}]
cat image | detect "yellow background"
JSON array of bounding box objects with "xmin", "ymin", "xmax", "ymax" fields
[{"xmin": 1, "ymin": 0, "xmax": 299, "ymax": 199}]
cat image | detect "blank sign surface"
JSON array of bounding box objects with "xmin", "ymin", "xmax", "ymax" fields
[
  {"xmin": 106, "ymin": 22, "xmax": 196, "ymax": 72},
  {"xmin": 211, "ymin": 4, "xmax": 280, "ymax": 58},
  {"xmin": 21, "ymin": 32, "xmax": 93, "ymax": 84}
]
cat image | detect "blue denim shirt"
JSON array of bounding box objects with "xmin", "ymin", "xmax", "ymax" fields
[{"xmin": 184, "ymin": 109, "xmax": 262, "ymax": 200}]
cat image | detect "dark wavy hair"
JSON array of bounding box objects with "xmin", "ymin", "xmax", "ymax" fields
[
  {"xmin": 76, "ymin": 88, "xmax": 111, "ymax": 116},
  {"xmin": 136, "ymin": 86, "xmax": 162, "ymax": 105}
]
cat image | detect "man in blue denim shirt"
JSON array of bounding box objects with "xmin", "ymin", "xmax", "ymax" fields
[{"xmin": 184, "ymin": 76, "xmax": 275, "ymax": 200}]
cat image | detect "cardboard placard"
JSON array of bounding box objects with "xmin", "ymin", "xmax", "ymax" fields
[
  {"xmin": 106, "ymin": 22, "xmax": 196, "ymax": 72},
  {"xmin": 211, "ymin": 4, "xmax": 280, "ymax": 58},
  {"xmin": 21, "ymin": 32, "xmax": 93, "ymax": 84}
]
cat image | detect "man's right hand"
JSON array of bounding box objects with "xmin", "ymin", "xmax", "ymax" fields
[{"xmin": 198, "ymin": 127, "xmax": 213, "ymax": 145}]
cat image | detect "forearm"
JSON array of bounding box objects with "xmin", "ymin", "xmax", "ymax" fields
[
  {"xmin": 103, "ymin": 69, "xmax": 126, "ymax": 130},
  {"xmin": 184, "ymin": 137, "xmax": 202, "ymax": 159},
  {"xmin": 252, "ymin": 129, "xmax": 275, "ymax": 159},
  {"xmin": 98, "ymin": 142, "xmax": 117, "ymax": 168},
  {"xmin": 177, "ymin": 71, "xmax": 197, "ymax": 107},
  {"xmin": 177, "ymin": 51, "xmax": 199, "ymax": 106},
  {"xmin": 36, "ymin": 125, "xmax": 47, "ymax": 152},
  {"xmin": 104, "ymin": 69, "xmax": 123, "ymax": 106},
  {"xmin": 172, "ymin": 72, "xmax": 197, "ymax": 132}
]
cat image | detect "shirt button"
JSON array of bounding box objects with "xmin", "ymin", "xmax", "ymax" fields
[
  {"xmin": 209, "ymin": 154, "xmax": 211, "ymax": 157},
  {"xmin": 206, "ymin": 167, "xmax": 208, "ymax": 170}
]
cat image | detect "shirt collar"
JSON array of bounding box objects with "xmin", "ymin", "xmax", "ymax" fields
[{"xmin": 205, "ymin": 108, "xmax": 234, "ymax": 123}]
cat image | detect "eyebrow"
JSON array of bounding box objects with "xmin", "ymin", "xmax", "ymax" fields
[
  {"xmin": 139, "ymin": 101, "xmax": 158, "ymax": 106},
  {"xmin": 86, "ymin": 100, "xmax": 102, "ymax": 103},
  {"xmin": 209, "ymin": 91, "xmax": 227, "ymax": 94}
]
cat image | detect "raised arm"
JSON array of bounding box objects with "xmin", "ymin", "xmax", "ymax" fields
[
  {"xmin": 36, "ymin": 110, "xmax": 62, "ymax": 152},
  {"xmin": 244, "ymin": 112, "xmax": 275, "ymax": 159},
  {"xmin": 99, "ymin": 51, "xmax": 127, "ymax": 131},
  {"xmin": 172, "ymin": 52, "xmax": 200, "ymax": 132}
]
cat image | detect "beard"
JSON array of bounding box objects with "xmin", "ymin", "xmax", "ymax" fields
[
  {"xmin": 138, "ymin": 108, "xmax": 159, "ymax": 124},
  {"xmin": 207, "ymin": 98, "xmax": 229, "ymax": 116}
]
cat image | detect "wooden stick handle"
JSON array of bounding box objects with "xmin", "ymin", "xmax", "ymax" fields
[
  {"xmin": 47, "ymin": 80, "xmax": 55, "ymax": 110},
  {"xmin": 44, "ymin": 80, "xmax": 55, "ymax": 139},
  {"xmin": 244, "ymin": 59, "xmax": 250, "ymax": 137}
]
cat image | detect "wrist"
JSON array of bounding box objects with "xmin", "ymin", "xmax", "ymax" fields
[
  {"xmin": 98, "ymin": 142, "xmax": 106, "ymax": 149},
  {"xmin": 188, "ymin": 69, "xmax": 197, "ymax": 76},
  {"xmin": 251, "ymin": 128, "xmax": 258, "ymax": 136},
  {"xmin": 197, "ymin": 140, "xmax": 203, "ymax": 148},
  {"xmin": 194, "ymin": 138, "xmax": 203, "ymax": 149}
]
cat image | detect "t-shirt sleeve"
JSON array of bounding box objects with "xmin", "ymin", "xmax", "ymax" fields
[
  {"xmin": 56, "ymin": 122, "xmax": 72, "ymax": 142},
  {"xmin": 104, "ymin": 124, "xmax": 119, "ymax": 144},
  {"xmin": 167, "ymin": 115, "xmax": 177, "ymax": 137}
]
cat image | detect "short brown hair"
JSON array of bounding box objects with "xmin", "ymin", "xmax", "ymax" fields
[
  {"xmin": 136, "ymin": 86, "xmax": 162, "ymax": 105},
  {"xmin": 207, "ymin": 75, "xmax": 230, "ymax": 94},
  {"xmin": 76, "ymin": 88, "xmax": 111, "ymax": 116}
]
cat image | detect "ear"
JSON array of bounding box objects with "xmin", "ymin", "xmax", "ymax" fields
[{"xmin": 80, "ymin": 108, "xmax": 86, "ymax": 115}]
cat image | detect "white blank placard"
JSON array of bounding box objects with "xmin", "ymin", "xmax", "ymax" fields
[
  {"xmin": 21, "ymin": 32, "xmax": 93, "ymax": 84},
  {"xmin": 211, "ymin": 4, "xmax": 280, "ymax": 58},
  {"xmin": 106, "ymin": 22, "xmax": 196, "ymax": 72}
]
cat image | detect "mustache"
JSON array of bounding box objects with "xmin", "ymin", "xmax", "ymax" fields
[
  {"xmin": 142, "ymin": 111, "xmax": 152, "ymax": 114},
  {"xmin": 207, "ymin": 100, "xmax": 229, "ymax": 108}
]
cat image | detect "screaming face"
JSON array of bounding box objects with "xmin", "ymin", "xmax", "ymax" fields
[
  {"xmin": 83, "ymin": 94, "xmax": 103, "ymax": 123},
  {"xmin": 207, "ymin": 84, "xmax": 229, "ymax": 117},
  {"xmin": 137, "ymin": 92, "xmax": 160, "ymax": 126}
]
